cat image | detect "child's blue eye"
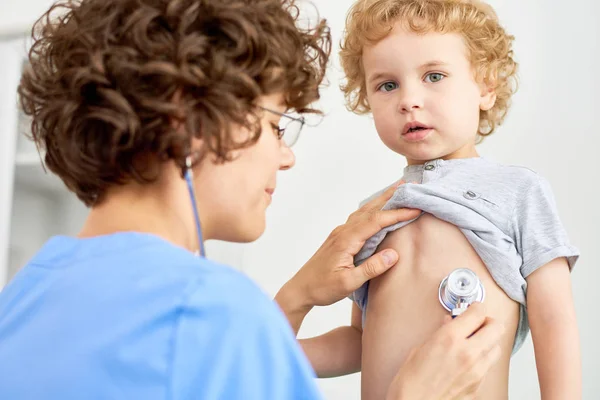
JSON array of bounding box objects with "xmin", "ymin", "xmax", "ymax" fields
[
  {"xmin": 378, "ymin": 81, "xmax": 398, "ymax": 92},
  {"xmin": 424, "ymin": 73, "xmax": 445, "ymax": 83}
]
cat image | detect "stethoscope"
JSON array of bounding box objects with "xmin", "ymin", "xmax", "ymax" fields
[
  {"xmin": 438, "ymin": 268, "xmax": 485, "ymax": 317},
  {"xmin": 184, "ymin": 155, "xmax": 206, "ymax": 258}
]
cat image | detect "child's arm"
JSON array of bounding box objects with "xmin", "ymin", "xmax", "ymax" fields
[
  {"xmin": 299, "ymin": 302, "xmax": 363, "ymax": 378},
  {"xmin": 527, "ymin": 257, "xmax": 581, "ymax": 400}
]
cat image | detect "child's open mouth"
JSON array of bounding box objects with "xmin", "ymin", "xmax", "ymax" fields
[{"xmin": 402, "ymin": 122, "xmax": 433, "ymax": 141}]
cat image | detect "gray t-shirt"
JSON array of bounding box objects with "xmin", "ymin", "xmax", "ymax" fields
[{"xmin": 351, "ymin": 157, "xmax": 579, "ymax": 354}]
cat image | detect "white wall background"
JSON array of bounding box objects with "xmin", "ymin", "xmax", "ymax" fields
[{"xmin": 1, "ymin": 0, "xmax": 599, "ymax": 399}]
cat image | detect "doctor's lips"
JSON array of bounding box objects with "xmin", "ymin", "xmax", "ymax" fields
[{"xmin": 265, "ymin": 188, "xmax": 275, "ymax": 195}]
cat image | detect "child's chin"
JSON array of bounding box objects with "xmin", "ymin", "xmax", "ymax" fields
[{"xmin": 401, "ymin": 149, "xmax": 447, "ymax": 164}]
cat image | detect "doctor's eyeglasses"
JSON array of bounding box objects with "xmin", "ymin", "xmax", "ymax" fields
[{"xmin": 259, "ymin": 106, "xmax": 306, "ymax": 147}]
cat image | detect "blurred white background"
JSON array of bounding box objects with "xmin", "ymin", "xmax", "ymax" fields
[{"xmin": 1, "ymin": 0, "xmax": 599, "ymax": 399}]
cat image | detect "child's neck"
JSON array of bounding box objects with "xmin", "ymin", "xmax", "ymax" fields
[{"xmin": 406, "ymin": 146, "xmax": 479, "ymax": 166}]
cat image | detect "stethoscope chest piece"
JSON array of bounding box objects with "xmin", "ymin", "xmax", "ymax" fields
[{"xmin": 438, "ymin": 268, "xmax": 485, "ymax": 317}]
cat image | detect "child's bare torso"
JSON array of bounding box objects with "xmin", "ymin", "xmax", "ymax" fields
[{"xmin": 360, "ymin": 213, "xmax": 520, "ymax": 400}]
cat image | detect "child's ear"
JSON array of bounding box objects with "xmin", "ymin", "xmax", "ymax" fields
[{"xmin": 480, "ymin": 83, "xmax": 497, "ymax": 111}]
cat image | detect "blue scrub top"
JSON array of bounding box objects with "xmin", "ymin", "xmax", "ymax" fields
[{"xmin": 0, "ymin": 233, "xmax": 323, "ymax": 399}]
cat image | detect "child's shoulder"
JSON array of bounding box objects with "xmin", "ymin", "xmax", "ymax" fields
[
  {"xmin": 480, "ymin": 159, "xmax": 551, "ymax": 190},
  {"xmin": 469, "ymin": 159, "xmax": 559, "ymax": 212}
]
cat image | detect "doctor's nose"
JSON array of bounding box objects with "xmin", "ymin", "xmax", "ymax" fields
[{"xmin": 279, "ymin": 144, "xmax": 296, "ymax": 171}]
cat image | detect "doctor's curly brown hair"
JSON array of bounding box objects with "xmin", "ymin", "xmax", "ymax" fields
[{"xmin": 19, "ymin": 0, "xmax": 331, "ymax": 206}]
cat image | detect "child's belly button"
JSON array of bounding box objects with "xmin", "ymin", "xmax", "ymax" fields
[{"xmin": 360, "ymin": 214, "xmax": 519, "ymax": 400}]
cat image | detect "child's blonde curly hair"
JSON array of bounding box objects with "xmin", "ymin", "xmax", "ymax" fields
[{"xmin": 340, "ymin": 0, "xmax": 518, "ymax": 138}]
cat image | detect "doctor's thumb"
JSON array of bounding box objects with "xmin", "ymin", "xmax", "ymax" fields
[{"xmin": 352, "ymin": 250, "xmax": 399, "ymax": 284}]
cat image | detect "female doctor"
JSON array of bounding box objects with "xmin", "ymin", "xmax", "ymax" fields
[{"xmin": 0, "ymin": 0, "xmax": 504, "ymax": 398}]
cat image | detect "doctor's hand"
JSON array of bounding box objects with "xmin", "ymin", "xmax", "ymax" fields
[
  {"xmin": 275, "ymin": 181, "xmax": 421, "ymax": 334},
  {"xmin": 386, "ymin": 303, "xmax": 504, "ymax": 400}
]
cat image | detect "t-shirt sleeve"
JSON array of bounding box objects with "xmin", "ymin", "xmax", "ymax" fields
[
  {"xmin": 513, "ymin": 175, "xmax": 579, "ymax": 278},
  {"xmin": 168, "ymin": 279, "xmax": 323, "ymax": 400}
]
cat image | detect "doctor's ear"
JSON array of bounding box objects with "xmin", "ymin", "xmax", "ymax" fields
[
  {"xmin": 189, "ymin": 137, "xmax": 204, "ymax": 157},
  {"xmin": 185, "ymin": 137, "xmax": 210, "ymax": 170}
]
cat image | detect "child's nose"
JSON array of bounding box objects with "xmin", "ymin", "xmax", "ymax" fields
[{"xmin": 397, "ymin": 89, "xmax": 424, "ymax": 113}]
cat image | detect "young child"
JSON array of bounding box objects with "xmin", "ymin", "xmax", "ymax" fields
[{"xmin": 300, "ymin": 0, "xmax": 581, "ymax": 399}]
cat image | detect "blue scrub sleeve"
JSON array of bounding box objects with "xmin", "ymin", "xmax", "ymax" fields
[{"xmin": 168, "ymin": 286, "xmax": 323, "ymax": 400}]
